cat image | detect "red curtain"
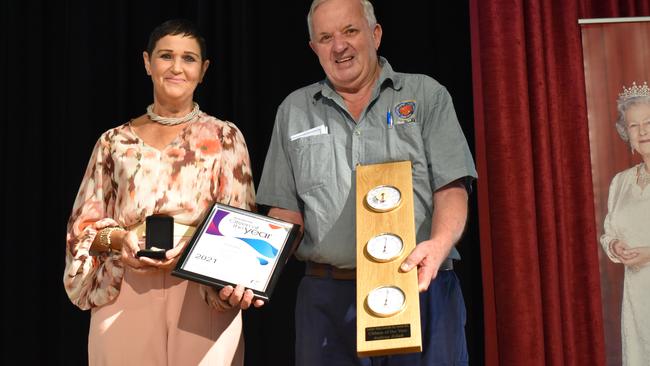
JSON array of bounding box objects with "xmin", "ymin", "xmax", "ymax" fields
[{"xmin": 470, "ymin": 1, "xmax": 649, "ymax": 365}]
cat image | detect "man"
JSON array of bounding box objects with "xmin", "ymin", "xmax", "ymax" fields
[{"xmin": 256, "ymin": 0, "xmax": 477, "ymax": 364}]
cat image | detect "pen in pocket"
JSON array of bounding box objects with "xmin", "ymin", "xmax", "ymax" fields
[{"xmin": 386, "ymin": 108, "xmax": 393, "ymax": 128}]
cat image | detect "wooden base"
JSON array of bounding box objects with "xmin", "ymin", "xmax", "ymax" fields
[{"xmin": 356, "ymin": 161, "xmax": 422, "ymax": 357}]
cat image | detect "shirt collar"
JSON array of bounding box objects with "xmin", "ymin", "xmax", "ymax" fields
[{"xmin": 312, "ymin": 57, "xmax": 402, "ymax": 102}]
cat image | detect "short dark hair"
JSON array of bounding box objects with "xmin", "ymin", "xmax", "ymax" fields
[{"xmin": 147, "ymin": 19, "xmax": 207, "ymax": 60}]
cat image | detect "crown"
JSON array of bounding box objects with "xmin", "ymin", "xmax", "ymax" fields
[{"xmin": 618, "ymin": 81, "xmax": 650, "ymax": 100}]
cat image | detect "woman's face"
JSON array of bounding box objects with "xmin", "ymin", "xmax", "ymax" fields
[
  {"xmin": 624, "ymin": 102, "xmax": 650, "ymax": 157},
  {"xmin": 143, "ymin": 34, "xmax": 209, "ymax": 105}
]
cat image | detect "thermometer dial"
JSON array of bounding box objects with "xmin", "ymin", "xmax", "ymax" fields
[
  {"xmin": 366, "ymin": 233, "xmax": 404, "ymax": 262},
  {"xmin": 366, "ymin": 285, "xmax": 406, "ymax": 317}
]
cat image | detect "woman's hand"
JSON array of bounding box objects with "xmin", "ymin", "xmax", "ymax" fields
[
  {"xmin": 611, "ymin": 240, "xmax": 650, "ymax": 270},
  {"xmin": 610, "ymin": 240, "xmax": 638, "ymax": 262},
  {"xmin": 119, "ymin": 230, "xmax": 156, "ymax": 270},
  {"xmin": 622, "ymin": 246, "xmax": 650, "ymax": 271},
  {"xmin": 137, "ymin": 238, "xmax": 188, "ymax": 269},
  {"xmin": 205, "ymin": 284, "xmax": 265, "ymax": 312}
]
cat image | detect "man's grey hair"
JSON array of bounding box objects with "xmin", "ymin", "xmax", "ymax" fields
[
  {"xmin": 307, "ymin": 0, "xmax": 377, "ymax": 40},
  {"xmin": 615, "ymin": 96, "xmax": 650, "ymax": 143}
]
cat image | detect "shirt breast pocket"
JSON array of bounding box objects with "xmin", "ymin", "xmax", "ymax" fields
[
  {"xmin": 288, "ymin": 134, "xmax": 334, "ymax": 195},
  {"xmin": 389, "ymin": 122, "xmax": 424, "ymax": 161}
]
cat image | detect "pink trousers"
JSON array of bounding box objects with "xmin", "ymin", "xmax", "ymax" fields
[{"xmin": 88, "ymin": 267, "xmax": 244, "ymax": 365}]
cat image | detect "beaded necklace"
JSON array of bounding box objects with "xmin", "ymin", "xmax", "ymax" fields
[{"xmin": 146, "ymin": 102, "xmax": 200, "ymax": 125}]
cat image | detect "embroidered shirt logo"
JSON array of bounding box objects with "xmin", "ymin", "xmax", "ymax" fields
[{"xmin": 393, "ymin": 100, "xmax": 416, "ymax": 124}]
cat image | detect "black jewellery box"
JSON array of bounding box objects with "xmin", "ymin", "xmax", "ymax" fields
[
  {"xmin": 171, "ymin": 203, "xmax": 300, "ymax": 302},
  {"xmin": 136, "ymin": 215, "xmax": 174, "ymax": 260}
]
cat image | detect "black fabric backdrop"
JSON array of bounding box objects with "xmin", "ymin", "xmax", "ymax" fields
[{"xmin": 1, "ymin": 1, "xmax": 482, "ymax": 365}]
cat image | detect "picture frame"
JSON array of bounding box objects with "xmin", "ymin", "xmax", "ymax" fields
[{"xmin": 172, "ymin": 203, "xmax": 300, "ymax": 302}]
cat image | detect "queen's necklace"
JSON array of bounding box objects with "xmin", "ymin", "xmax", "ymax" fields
[{"xmin": 146, "ymin": 102, "xmax": 200, "ymax": 126}]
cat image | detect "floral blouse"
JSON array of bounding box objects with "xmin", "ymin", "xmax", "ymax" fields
[{"xmin": 64, "ymin": 113, "xmax": 256, "ymax": 310}]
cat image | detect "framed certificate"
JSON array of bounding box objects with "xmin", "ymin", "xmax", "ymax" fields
[{"xmin": 172, "ymin": 203, "xmax": 300, "ymax": 302}]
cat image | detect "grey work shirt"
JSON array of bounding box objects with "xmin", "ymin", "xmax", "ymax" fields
[{"xmin": 256, "ymin": 58, "xmax": 477, "ymax": 269}]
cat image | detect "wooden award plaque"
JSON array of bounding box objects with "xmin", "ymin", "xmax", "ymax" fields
[{"xmin": 356, "ymin": 161, "xmax": 422, "ymax": 357}]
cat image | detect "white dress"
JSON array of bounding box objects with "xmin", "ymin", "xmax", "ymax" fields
[{"xmin": 601, "ymin": 163, "xmax": 650, "ymax": 366}]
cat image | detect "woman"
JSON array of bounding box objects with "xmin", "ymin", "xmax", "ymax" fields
[
  {"xmin": 601, "ymin": 81, "xmax": 650, "ymax": 366},
  {"xmin": 64, "ymin": 19, "xmax": 262, "ymax": 365}
]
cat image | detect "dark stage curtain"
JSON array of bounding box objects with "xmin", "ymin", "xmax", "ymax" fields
[
  {"xmin": 470, "ymin": 0, "xmax": 650, "ymax": 365},
  {"xmin": 1, "ymin": 1, "xmax": 481, "ymax": 365}
]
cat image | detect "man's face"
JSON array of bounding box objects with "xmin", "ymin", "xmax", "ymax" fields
[{"xmin": 309, "ymin": 0, "xmax": 382, "ymax": 92}]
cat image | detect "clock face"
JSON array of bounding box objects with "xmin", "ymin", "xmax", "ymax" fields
[
  {"xmin": 366, "ymin": 233, "xmax": 404, "ymax": 262},
  {"xmin": 365, "ymin": 185, "xmax": 402, "ymax": 212},
  {"xmin": 366, "ymin": 285, "xmax": 406, "ymax": 317}
]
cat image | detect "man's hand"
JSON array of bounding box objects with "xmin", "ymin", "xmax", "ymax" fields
[
  {"xmin": 400, "ymin": 238, "xmax": 451, "ymax": 291},
  {"xmin": 399, "ymin": 180, "xmax": 468, "ymax": 291}
]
